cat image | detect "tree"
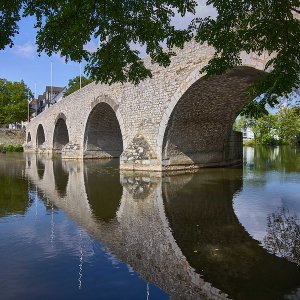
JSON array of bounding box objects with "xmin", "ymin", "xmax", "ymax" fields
[
  {"xmin": 64, "ymin": 76, "xmax": 93, "ymax": 97},
  {"xmin": 276, "ymin": 107, "xmax": 300, "ymax": 144},
  {"xmin": 233, "ymin": 116, "xmax": 256, "ymax": 132},
  {"xmin": 192, "ymin": 2, "xmax": 300, "ymax": 117},
  {"xmin": 0, "ymin": 78, "xmax": 32, "ymax": 125},
  {"xmin": 237, "ymin": 107, "xmax": 300, "ymax": 145},
  {"xmin": 1, "ymin": 1, "xmax": 300, "ymax": 116},
  {"xmin": 252, "ymin": 114, "xmax": 278, "ymax": 145}
]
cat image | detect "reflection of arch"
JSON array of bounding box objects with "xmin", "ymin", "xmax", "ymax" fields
[
  {"xmin": 53, "ymin": 159, "xmax": 69, "ymax": 198},
  {"xmin": 36, "ymin": 158, "xmax": 45, "ymax": 180},
  {"xmin": 36, "ymin": 124, "xmax": 45, "ymax": 147},
  {"xmin": 83, "ymin": 102, "xmax": 123, "ymax": 158},
  {"xmin": 84, "ymin": 160, "xmax": 122, "ymax": 222},
  {"xmin": 27, "ymin": 132, "xmax": 31, "ymax": 143},
  {"xmin": 27, "ymin": 157, "xmax": 31, "ymax": 168},
  {"xmin": 53, "ymin": 116, "xmax": 69, "ymax": 152},
  {"xmin": 159, "ymin": 67, "xmax": 264, "ymax": 169},
  {"xmin": 163, "ymin": 168, "xmax": 300, "ymax": 300}
]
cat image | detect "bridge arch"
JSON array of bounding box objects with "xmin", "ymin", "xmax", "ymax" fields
[
  {"xmin": 36, "ymin": 124, "xmax": 45, "ymax": 148},
  {"xmin": 83, "ymin": 101, "xmax": 123, "ymax": 159},
  {"xmin": 53, "ymin": 114, "xmax": 69, "ymax": 152},
  {"xmin": 158, "ymin": 66, "xmax": 265, "ymax": 170}
]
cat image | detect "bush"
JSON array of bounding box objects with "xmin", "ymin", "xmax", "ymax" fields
[{"xmin": 0, "ymin": 144, "xmax": 23, "ymax": 152}]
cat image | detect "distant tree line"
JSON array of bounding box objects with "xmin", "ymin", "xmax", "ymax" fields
[{"xmin": 234, "ymin": 107, "xmax": 300, "ymax": 145}]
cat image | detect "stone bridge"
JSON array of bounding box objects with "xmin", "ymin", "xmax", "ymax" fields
[{"xmin": 25, "ymin": 42, "xmax": 268, "ymax": 171}]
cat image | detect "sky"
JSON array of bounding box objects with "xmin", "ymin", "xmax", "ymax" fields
[
  {"xmin": 0, "ymin": 16, "xmax": 83, "ymax": 97},
  {"xmin": 0, "ymin": 2, "xmax": 217, "ymax": 98}
]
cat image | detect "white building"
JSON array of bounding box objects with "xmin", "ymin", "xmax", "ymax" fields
[{"xmin": 242, "ymin": 127, "xmax": 254, "ymax": 140}]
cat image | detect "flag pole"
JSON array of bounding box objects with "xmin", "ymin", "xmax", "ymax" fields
[
  {"xmin": 50, "ymin": 61, "xmax": 53, "ymax": 107},
  {"xmin": 80, "ymin": 63, "xmax": 82, "ymax": 89},
  {"xmin": 35, "ymin": 83, "xmax": 37, "ymax": 116}
]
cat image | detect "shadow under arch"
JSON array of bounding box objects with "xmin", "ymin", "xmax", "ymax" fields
[
  {"xmin": 163, "ymin": 168, "xmax": 300, "ymax": 300},
  {"xmin": 53, "ymin": 116, "xmax": 69, "ymax": 153},
  {"xmin": 27, "ymin": 132, "xmax": 31, "ymax": 143},
  {"xmin": 53, "ymin": 159, "xmax": 69, "ymax": 198},
  {"xmin": 36, "ymin": 124, "xmax": 45, "ymax": 147},
  {"xmin": 83, "ymin": 102, "xmax": 123, "ymax": 159},
  {"xmin": 161, "ymin": 67, "xmax": 265, "ymax": 170},
  {"xmin": 84, "ymin": 160, "xmax": 122, "ymax": 222}
]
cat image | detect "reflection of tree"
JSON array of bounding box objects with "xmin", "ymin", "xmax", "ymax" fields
[
  {"xmin": 249, "ymin": 146, "xmax": 300, "ymax": 173},
  {"xmin": 264, "ymin": 207, "xmax": 300, "ymax": 265},
  {"xmin": 0, "ymin": 175, "xmax": 31, "ymax": 217}
]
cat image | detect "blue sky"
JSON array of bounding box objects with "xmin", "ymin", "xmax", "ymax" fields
[{"xmin": 0, "ymin": 16, "xmax": 85, "ymax": 97}]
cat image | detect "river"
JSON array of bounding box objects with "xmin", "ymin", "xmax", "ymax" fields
[{"xmin": 0, "ymin": 146, "xmax": 299, "ymax": 299}]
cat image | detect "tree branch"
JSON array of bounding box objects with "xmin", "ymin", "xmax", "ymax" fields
[{"xmin": 291, "ymin": 7, "xmax": 300, "ymax": 14}]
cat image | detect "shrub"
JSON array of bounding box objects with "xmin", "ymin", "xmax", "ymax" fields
[{"xmin": 0, "ymin": 144, "xmax": 23, "ymax": 152}]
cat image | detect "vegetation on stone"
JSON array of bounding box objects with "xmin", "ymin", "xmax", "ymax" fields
[
  {"xmin": 0, "ymin": 78, "xmax": 32, "ymax": 125},
  {"xmin": 1, "ymin": 1, "xmax": 299, "ymax": 116}
]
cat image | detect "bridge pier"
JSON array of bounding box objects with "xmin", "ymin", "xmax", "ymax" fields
[
  {"xmin": 61, "ymin": 143, "xmax": 82, "ymax": 159},
  {"xmin": 120, "ymin": 133, "xmax": 163, "ymax": 171}
]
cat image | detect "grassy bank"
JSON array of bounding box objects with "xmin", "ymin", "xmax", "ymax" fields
[
  {"xmin": 243, "ymin": 140, "xmax": 255, "ymax": 147},
  {"xmin": 0, "ymin": 144, "xmax": 23, "ymax": 152}
]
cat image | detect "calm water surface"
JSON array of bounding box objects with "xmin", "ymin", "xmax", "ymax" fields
[{"xmin": 0, "ymin": 146, "xmax": 299, "ymax": 300}]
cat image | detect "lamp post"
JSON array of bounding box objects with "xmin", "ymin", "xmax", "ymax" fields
[{"xmin": 35, "ymin": 83, "xmax": 37, "ymax": 117}]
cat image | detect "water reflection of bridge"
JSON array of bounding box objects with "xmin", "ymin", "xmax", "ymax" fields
[{"xmin": 25, "ymin": 154, "xmax": 300, "ymax": 300}]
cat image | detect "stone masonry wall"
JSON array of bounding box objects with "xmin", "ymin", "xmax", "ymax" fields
[{"xmin": 0, "ymin": 128, "xmax": 26, "ymax": 146}]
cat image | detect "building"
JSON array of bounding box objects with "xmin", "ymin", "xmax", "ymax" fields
[
  {"xmin": 30, "ymin": 86, "xmax": 65, "ymax": 117},
  {"xmin": 49, "ymin": 86, "xmax": 67, "ymax": 105},
  {"xmin": 241, "ymin": 127, "xmax": 254, "ymax": 140}
]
